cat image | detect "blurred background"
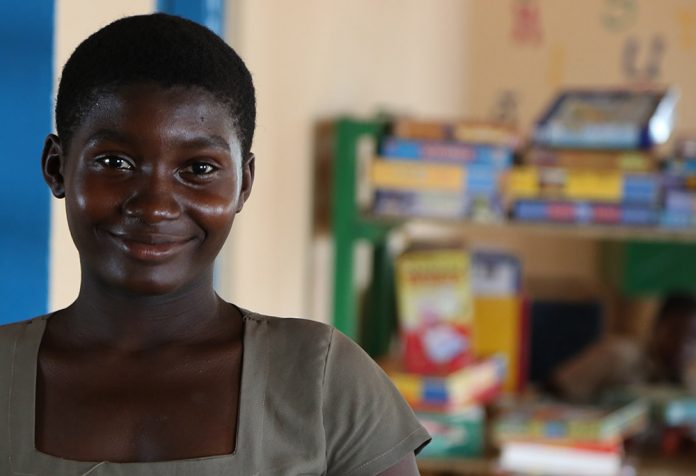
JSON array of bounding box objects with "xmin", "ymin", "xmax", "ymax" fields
[{"xmin": 3, "ymin": 0, "xmax": 696, "ymax": 474}]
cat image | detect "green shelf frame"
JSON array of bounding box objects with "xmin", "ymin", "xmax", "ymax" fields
[{"xmin": 331, "ymin": 118, "xmax": 397, "ymax": 355}]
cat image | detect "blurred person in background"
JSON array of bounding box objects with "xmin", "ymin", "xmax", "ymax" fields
[{"xmin": 551, "ymin": 293, "xmax": 696, "ymax": 402}]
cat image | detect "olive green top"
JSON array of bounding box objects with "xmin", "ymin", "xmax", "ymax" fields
[{"xmin": 0, "ymin": 310, "xmax": 429, "ymax": 475}]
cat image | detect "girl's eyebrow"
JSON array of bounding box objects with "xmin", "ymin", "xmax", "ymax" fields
[
  {"xmin": 84, "ymin": 129, "xmax": 133, "ymax": 147},
  {"xmin": 175, "ymin": 135, "xmax": 231, "ymax": 152},
  {"xmin": 83, "ymin": 130, "xmax": 231, "ymax": 152}
]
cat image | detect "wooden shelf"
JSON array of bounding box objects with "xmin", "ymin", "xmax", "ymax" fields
[
  {"xmin": 361, "ymin": 213, "xmax": 696, "ymax": 244},
  {"xmin": 417, "ymin": 453, "xmax": 696, "ymax": 476},
  {"xmin": 418, "ymin": 457, "xmax": 495, "ymax": 475}
]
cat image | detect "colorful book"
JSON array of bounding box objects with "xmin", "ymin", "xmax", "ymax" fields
[
  {"xmin": 371, "ymin": 159, "xmax": 465, "ymax": 193},
  {"xmin": 390, "ymin": 118, "xmax": 521, "ymax": 147},
  {"xmin": 662, "ymin": 179, "xmax": 696, "ymax": 227},
  {"xmin": 389, "ymin": 355, "xmax": 505, "ymax": 411},
  {"xmin": 373, "ymin": 189, "xmax": 468, "ymax": 219},
  {"xmin": 493, "ymin": 400, "xmax": 648, "ymax": 445},
  {"xmin": 452, "ymin": 122, "xmax": 521, "ymax": 148},
  {"xmin": 664, "ymin": 172, "xmax": 696, "ymax": 191},
  {"xmin": 508, "ymin": 167, "xmax": 661, "ymax": 205},
  {"xmin": 662, "ymin": 211, "xmax": 696, "ymax": 228},
  {"xmin": 396, "ymin": 248, "xmax": 473, "ymax": 375},
  {"xmin": 668, "ymin": 159, "xmax": 696, "ymax": 173},
  {"xmin": 380, "ymin": 137, "xmax": 514, "ymax": 168},
  {"xmin": 526, "ymin": 148, "xmax": 658, "ymax": 172},
  {"xmin": 391, "ymin": 118, "xmax": 455, "ymax": 141},
  {"xmin": 371, "ymin": 159, "xmax": 507, "ymax": 196},
  {"xmin": 372, "ymin": 190, "xmax": 504, "ymax": 221},
  {"xmin": 533, "ymin": 88, "xmax": 677, "ymax": 149},
  {"xmin": 513, "ymin": 200, "xmax": 659, "ymax": 226},
  {"xmin": 664, "ymin": 190, "xmax": 696, "ymax": 213},
  {"xmin": 499, "ymin": 440, "xmax": 623, "ymax": 476}
]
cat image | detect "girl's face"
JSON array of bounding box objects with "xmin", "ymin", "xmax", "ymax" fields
[{"xmin": 42, "ymin": 84, "xmax": 254, "ymax": 296}]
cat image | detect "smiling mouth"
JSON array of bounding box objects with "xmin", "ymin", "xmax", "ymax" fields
[{"xmin": 108, "ymin": 232, "xmax": 195, "ymax": 262}]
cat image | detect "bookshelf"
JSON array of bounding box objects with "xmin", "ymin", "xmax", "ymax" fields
[
  {"xmin": 330, "ymin": 117, "xmax": 696, "ymax": 355},
  {"xmin": 329, "ymin": 117, "xmax": 696, "ymax": 473}
]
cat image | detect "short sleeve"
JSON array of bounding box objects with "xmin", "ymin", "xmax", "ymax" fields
[
  {"xmin": 321, "ymin": 329, "xmax": 431, "ymax": 476},
  {"xmin": 0, "ymin": 322, "xmax": 23, "ymax": 475}
]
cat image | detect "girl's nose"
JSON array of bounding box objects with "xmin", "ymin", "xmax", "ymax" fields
[{"xmin": 121, "ymin": 176, "xmax": 182, "ymax": 223}]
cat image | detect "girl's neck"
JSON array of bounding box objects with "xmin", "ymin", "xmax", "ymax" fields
[{"xmin": 47, "ymin": 271, "xmax": 239, "ymax": 353}]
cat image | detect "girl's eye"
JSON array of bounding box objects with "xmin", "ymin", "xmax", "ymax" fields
[
  {"xmin": 184, "ymin": 162, "xmax": 218, "ymax": 176},
  {"xmin": 95, "ymin": 156, "xmax": 133, "ymax": 170}
]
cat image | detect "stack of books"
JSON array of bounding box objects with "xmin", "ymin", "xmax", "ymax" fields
[
  {"xmin": 392, "ymin": 245, "xmax": 507, "ymax": 458},
  {"xmin": 389, "ymin": 355, "xmax": 506, "ymax": 412},
  {"xmin": 662, "ymin": 136, "xmax": 696, "ymax": 228},
  {"xmin": 509, "ymin": 89, "xmax": 676, "ymax": 226},
  {"xmin": 493, "ymin": 400, "xmax": 648, "ymax": 476},
  {"xmin": 389, "ymin": 355, "xmax": 505, "ymax": 459},
  {"xmin": 370, "ymin": 119, "xmax": 520, "ymax": 221}
]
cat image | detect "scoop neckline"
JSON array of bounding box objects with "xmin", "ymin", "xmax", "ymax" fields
[{"xmin": 8, "ymin": 309, "xmax": 268, "ymax": 473}]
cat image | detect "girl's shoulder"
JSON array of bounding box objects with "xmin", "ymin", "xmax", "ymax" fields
[
  {"xmin": 0, "ymin": 315, "xmax": 49, "ymax": 345},
  {"xmin": 241, "ymin": 309, "xmax": 332, "ymax": 331},
  {"xmin": 241, "ymin": 309, "xmax": 336, "ymax": 350}
]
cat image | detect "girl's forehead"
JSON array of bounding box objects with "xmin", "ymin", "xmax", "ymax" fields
[
  {"xmin": 74, "ymin": 84, "xmax": 241, "ymax": 150},
  {"xmin": 87, "ymin": 84, "xmax": 232, "ymax": 122}
]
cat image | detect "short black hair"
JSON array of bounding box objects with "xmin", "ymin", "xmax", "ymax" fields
[{"xmin": 55, "ymin": 13, "xmax": 255, "ymax": 156}]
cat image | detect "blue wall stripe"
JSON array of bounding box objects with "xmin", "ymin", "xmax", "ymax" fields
[
  {"xmin": 0, "ymin": 0, "xmax": 54, "ymax": 324},
  {"xmin": 158, "ymin": 0, "xmax": 225, "ymax": 36}
]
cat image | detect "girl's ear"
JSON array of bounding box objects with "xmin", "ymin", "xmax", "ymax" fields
[
  {"xmin": 236, "ymin": 152, "xmax": 255, "ymax": 213},
  {"xmin": 41, "ymin": 134, "xmax": 65, "ymax": 198}
]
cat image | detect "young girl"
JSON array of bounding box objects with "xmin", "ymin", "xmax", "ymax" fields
[{"xmin": 0, "ymin": 14, "xmax": 429, "ymax": 475}]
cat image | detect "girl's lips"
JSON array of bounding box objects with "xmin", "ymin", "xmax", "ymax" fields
[{"xmin": 108, "ymin": 233, "xmax": 194, "ymax": 262}]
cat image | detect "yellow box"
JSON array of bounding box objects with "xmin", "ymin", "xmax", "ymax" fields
[
  {"xmin": 472, "ymin": 296, "xmax": 525, "ymax": 392},
  {"xmin": 564, "ymin": 170, "xmax": 622, "ymax": 201},
  {"xmin": 508, "ymin": 167, "xmax": 540, "ymax": 197},
  {"xmin": 371, "ymin": 159, "xmax": 465, "ymax": 193}
]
